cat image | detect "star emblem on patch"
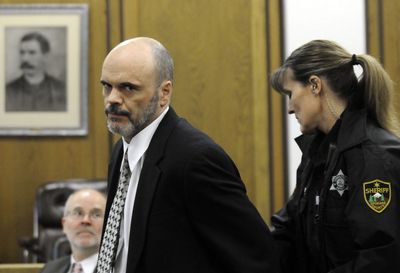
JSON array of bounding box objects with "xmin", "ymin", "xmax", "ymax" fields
[{"xmin": 330, "ymin": 169, "xmax": 348, "ymax": 196}]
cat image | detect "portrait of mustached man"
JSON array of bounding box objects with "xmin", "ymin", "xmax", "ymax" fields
[{"xmin": 6, "ymin": 31, "xmax": 66, "ymax": 112}]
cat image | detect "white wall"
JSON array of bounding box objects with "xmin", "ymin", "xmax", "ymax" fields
[{"xmin": 282, "ymin": 0, "xmax": 366, "ymax": 195}]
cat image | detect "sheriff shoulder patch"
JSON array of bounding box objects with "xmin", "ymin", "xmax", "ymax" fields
[{"xmin": 363, "ymin": 179, "xmax": 391, "ymax": 213}]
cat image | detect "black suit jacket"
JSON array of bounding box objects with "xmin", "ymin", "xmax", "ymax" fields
[
  {"xmin": 40, "ymin": 256, "xmax": 70, "ymax": 273},
  {"xmin": 103, "ymin": 107, "xmax": 276, "ymax": 273}
]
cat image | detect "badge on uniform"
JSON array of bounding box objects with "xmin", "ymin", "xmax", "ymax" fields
[
  {"xmin": 330, "ymin": 169, "xmax": 348, "ymax": 196},
  {"xmin": 363, "ymin": 180, "xmax": 391, "ymax": 213}
]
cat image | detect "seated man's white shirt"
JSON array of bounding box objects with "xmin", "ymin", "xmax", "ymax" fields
[{"xmin": 70, "ymin": 253, "xmax": 98, "ymax": 273}]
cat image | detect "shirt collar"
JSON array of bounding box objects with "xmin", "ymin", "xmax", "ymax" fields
[
  {"xmin": 122, "ymin": 106, "xmax": 169, "ymax": 171},
  {"xmin": 295, "ymin": 108, "xmax": 369, "ymax": 153},
  {"xmin": 70, "ymin": 253, "xmax": 98, "ymax": 273}
]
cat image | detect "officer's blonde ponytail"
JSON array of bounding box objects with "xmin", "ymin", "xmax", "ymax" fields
[{"xmin": 355, "ymin": 54, "xmax": 400, "ymax": 136}]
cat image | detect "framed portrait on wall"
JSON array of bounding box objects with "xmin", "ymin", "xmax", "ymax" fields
[{"xmin": 0, "ymin": 4, "xmax": 88, "ymax": 136}]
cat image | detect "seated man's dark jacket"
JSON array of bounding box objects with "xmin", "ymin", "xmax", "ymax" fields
[{"xmin": 40, "ymin": 256, "xmax": 70, "ymax": 273}]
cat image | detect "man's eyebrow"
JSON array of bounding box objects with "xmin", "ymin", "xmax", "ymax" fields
[
  {"xmin": 119, "ymin": 82, "xmax": 141, "ymax": 90},
  {"xmin": 99, "ymin": 80, "xmax": 141, "ymax": 89},
  {"xmin": 90, "ymin": 208, "xmax": 103, "ymax": 213}
]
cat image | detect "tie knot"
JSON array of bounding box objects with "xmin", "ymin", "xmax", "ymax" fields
[{"xmin": 72, "ymin": 263, "xmax": 83, "ymax": 273}]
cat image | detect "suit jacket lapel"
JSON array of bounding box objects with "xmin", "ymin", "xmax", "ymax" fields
[
  {"xmin": 104, "ymin": 140, "xmax": 124, "ymax": 217},
  {"xmin": 127, "ymin": 107, "xmax": 180, "ymax": 272}
]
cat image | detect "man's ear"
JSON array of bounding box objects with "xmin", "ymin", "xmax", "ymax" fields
[{"xmin": 159, "ymin": 80, "xmax": 172, "ymax": 107}]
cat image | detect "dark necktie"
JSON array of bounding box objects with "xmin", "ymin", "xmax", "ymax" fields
[{"xmin": 97, "ymin": 150, "xmax": 131, "ymax": 272}]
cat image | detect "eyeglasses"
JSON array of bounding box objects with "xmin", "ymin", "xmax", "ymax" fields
[{"xmin": 65, "ymin": 209, "xmax": 104, "ymax": 221}]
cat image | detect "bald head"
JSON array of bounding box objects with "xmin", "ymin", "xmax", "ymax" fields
[
  {"xmin": 105, "ymin": 37, "xmax": 174, "ymax": 87},
  {"xmin": 111, "ymin": 37, "xmax": 160, "ymax": 52},
  {"xmin": 64, "ymin": 188, "xmax": 106, "ymax": 215}
]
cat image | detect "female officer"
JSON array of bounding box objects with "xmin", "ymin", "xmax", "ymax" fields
[{"xmin": 270, "ymin": 40, "xmax": 400, "ymax": 273}]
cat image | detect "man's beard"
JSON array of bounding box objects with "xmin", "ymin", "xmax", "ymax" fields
[{"xmin": 106, "ymin": 91, "xmax": 159, "ymax": 140}]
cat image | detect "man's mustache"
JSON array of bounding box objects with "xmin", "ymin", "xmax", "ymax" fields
[
  {"xmin": 105, "ymin": 104, "xmax": 130, "ymax": 117},
  {"xmin": 76, "ymin": 227, "xmax": 96, "ymax": 236},
  {"xmin": 20, "ymin": 62, "xmax": 35, "ymax": 69}
]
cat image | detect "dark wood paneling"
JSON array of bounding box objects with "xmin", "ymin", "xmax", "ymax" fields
[
  {"xmin": 0, "ymin": 0, "xmax": 109, "ymax": 262},
  {"xmin": 131, "ymin": 0, "xmax": 276, "ymax": 219},
  {"xmin": 367, "ymin": 0, "xmax": 400, "ymax": 126},
  {"xmin": 267, "ymin": 0, "xmax": 286, "ymax": 214},
  {"xmin": 381, "ymin": 1, "xmax": 400, "ymax": 106}
]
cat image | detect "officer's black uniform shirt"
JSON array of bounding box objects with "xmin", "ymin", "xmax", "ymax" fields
[{"xmin": 300, "ymin": 119, "xmax": 341, "ymax": 273}]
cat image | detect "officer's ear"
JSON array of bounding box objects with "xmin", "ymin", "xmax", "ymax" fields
[{"xmin": 309, "ymin": 75, "xmax": 321, "ymax": 96}]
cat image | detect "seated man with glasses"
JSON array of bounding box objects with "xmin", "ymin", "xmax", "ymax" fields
[{"xmin": 41, "ymin": 189, "xmax": 106, "ymax": 273}]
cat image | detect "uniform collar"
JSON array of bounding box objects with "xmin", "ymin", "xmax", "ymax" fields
[
  {"xmin": 295, "ymin": 107, "xmax": 369, "ymax": 153},
  {"xmin": 336, "ymin": 107, "xmax": 369, "ymax": 151}
]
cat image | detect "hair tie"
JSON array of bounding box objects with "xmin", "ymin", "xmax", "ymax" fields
[{"xmin": 351, "ymin": 54, "xmax": 358, "ymax": 65}]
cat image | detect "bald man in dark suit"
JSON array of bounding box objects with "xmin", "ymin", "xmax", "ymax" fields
[{"xmin": 97, "ymin": 37, "xmax": 277, "ymax": 273}]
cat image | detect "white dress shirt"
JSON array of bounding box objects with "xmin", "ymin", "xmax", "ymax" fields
[
  {"xmin": 114, "ymin": 107, "xmax": 169, "ymax": 273},
  {"xmin": 70, "ymin": 253, "xmax": 98, "ymax": 273}
]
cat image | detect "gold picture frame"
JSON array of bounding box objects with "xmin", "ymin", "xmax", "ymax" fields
[{"xmin": 0, "ymin": 4, "xmax": 88, "ymax": 136}]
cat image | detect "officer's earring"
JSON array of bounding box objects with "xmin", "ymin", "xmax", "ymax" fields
[{"xmin": 312, "ymin": 85, "xmax": 318, "ymax": 96}]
